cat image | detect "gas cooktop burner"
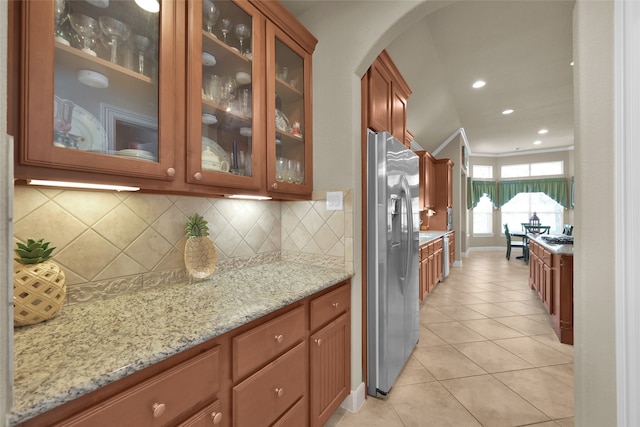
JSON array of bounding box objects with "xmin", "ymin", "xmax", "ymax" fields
[{"xmin": 541, "ymin": 235, "xmax": 574, "ymax": 245}]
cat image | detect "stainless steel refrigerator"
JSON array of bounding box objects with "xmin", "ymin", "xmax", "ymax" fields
[{"xmin": 366, "ymin": 130, "xmax": 420, "ymax": 397}]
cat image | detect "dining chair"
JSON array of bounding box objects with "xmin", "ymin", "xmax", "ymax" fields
[
  {"xmin": 563, "ymin": 224, "xmax": 574, "ymax": 236},
  {"xmin": 524, "ymin": 224, "xmax": 551, "ymax": 234},
  {"xmin": 504, "ymin": 224, "xmax": 526, "ymax": 261}
]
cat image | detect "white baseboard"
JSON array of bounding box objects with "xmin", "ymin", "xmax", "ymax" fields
[
  {"xmin": 453, "ymin": 260, "xmax": 463, "ymax": 267},
  {"xmin": 341, "ymin": 382, "xmax": 366, "ymax": 413}
]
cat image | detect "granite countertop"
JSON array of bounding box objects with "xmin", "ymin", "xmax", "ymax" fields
[
  {"xmin": 528, "ymin": 233, "xmax": 574, "ymax": 256},
  {"xmin": 419, "ymin": 230, "xmax": 450, "ymax": 247},
  {"xmin": 9, "ymin": 261, "xmax": 352, "ymax": 426}
]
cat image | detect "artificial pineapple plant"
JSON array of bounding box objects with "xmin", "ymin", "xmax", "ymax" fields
[
  {"xmin": 13, "ymin": 238, "xmax": 66, "ymax": 326},
  {"xmin": 184, "ymin": 213, "xmax": 218, "ymax": 279}
]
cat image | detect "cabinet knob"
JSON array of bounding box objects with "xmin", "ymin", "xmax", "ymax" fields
[
  {"xmin": 211, "ymin": 412, "xmax": 223, "ymax": 424},
  {"xmin": 194, "ymin": 172, "xmax": 203, "ymax": 181},
  {"xmin": 271, "ymin": 182, "xmax": 278, "ymax": 189},
  {"xmin": 152, "ymin": 403, "xmax": 166, "ymax": 418},
  {"xmin": 275, "ymin": 387, "xmax": 284, "ymax": 397},
  {"xmin": 274, "ymin": 334, "xmax": 284, "ymax": 343},
  {"xmin": 332, "ymin": 302, "xmax": 339, "ymax": 308},
  {"xmin": 315, "ymin": 338, "xmax": 322, "ymax": 346},
  {"xmin": 166, "ymin": 167, "xmax": 176, "ymax": 177}
]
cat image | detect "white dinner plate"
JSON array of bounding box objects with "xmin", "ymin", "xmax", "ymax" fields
[
  {"xmin": 55, "ymin": 97, "xmax": 108, "ymax": 152},
  {"xmin": 202, "ymin": 137, "xmax": 230, "ymax": 165}
]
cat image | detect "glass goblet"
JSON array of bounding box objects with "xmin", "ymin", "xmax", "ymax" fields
[
  {"xmin": 203, "ymin": 0, "xmax": 220, "ymax": 36},
  {"xmin": 132, "ymin": 34, "xmax": 150, "ymax": 75},
  {"xmin": 234, "ymin": 23, "xmax": 250, "ymax": 54},
  {"xmin": 54, "ymin": 0, "xmax": 70, "ymax": 45},
  {"xmin": 219, "ymin": 18, "xmax": 232, "ymax": 44},
  {"xmin": 219, "ymin": 75, "xmax": 237, "ymax": 111},
  {"xmin": 99, "ymin": 16, "xmax": 131, "ymax": 64},
  {"xmin": 69, "ymin": 13, "xmax": 100, "ymax": 56}
]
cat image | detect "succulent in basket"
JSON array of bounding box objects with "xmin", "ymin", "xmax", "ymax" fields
[
  {"xmin": 184, "ymin": 214, "xmax": 218, "ymax": 279},
  {"xmin": 13, "ymin": 238, "xmax": 67, "ymax": 326}
]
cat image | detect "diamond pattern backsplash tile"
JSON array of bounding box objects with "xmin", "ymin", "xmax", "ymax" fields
[{"xmin": 13, "ymin": 187, "xmax": 353, "ymax": 305}]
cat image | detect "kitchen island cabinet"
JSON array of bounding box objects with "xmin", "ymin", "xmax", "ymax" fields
[
  {"xmin": 528, "ymin": 237, "xmax": 574, "ymax": 345},
  {"xmin": 9, "ymin": 263, "xmax": 352, "ymax": 427},
  {"xmin": 10, "ymin": 0, "xmax": 317, "ymax": 200},
  {"xmin": 419, "ymin": 234, "xmax": 447, "ymax": 301}
]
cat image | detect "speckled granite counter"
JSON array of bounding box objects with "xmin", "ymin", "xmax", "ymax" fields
[
  {"xmin": 9, "ymin": 261, "xmax": 352, "ymax": 426},
  {"xmin": 419, "ymin": 230, "xmax": 449, "ymax": 246},
  {"xmin": 528, "ymin": 233, "xmax": 574, "ymax": 255}
]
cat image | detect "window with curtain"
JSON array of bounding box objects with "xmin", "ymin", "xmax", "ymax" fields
[
  {"xmin": 473, "ymin": 195, "xmax": 494, "ymax": 235},
  {"xmin": 501, "ymin": 161, "xmax": 564, "ymax": 178},
  {"xmin": 501, "ymin": 192, "xmax": 564, "ymax": 233},
  {"xmin": 473, "ymin": 165, "xmax": 493, "ymax": 178}
]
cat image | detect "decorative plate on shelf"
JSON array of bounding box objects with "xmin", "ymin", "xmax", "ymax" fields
[
  {"xmin": 202, "ymin": 137, "xmax": 230, "ymax": 165},
  {"xmin": 275, "ymin": 109, "xmax": 291, "ymax": 133},
  {"xmin": 55, "ymin": 96, "xmax": 108, "ymax": 152}
]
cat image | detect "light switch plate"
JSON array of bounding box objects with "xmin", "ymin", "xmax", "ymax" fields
[{"xmin": 326, "ymin": 191, "xmax": 343, "ymax": 211}]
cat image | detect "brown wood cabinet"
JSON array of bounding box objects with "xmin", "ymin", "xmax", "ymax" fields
[
  {"xmin": 419, "ymin": 238, "xmax": 444, "ymax": 302},
  {"xmin": 448, "ymin": 231, "xmax": 455, "ymax": 267},
  {"xmin": 417, "ymin": 150, "xmax": 436, "ymax": 211},
  {"xmin": 365, "ymin": 50, "xmax": 411, "ymax": 143},
  {"xmin": 435, "ymin": 159, "xmax": 454, "ymax": 208},
  {"xmin": 18, "ymin": 280, "xmax": 351, "ymax": 427},
  {"xmin": 528, "ymin": 240, "xmax": 574, "ymax": 345},
  {"xmin": 10, "ymin": 0, "xmax": 316, "ymax": 200}
]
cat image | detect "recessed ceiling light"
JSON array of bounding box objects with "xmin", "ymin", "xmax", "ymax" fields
[
  {"xmin": 502, "ymin": 109, "xmax": 514, "ymax": 115},
  {"xmin": 570, "ymin": 61, "xmax": 574, "ymax": 66},
  {"xmin": 472, "ymin": 80, "xmax": 486, "ymax": 89},
  {"xmin": 538, "ymin": 129, "xmax": 548, "ymax": 134},
  {"xmin": 533, "ymin": 140, "xmax": 542, "ymax": 145}
]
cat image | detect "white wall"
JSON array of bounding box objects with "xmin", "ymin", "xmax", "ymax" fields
[{"xmin": 574, "ymin": 0, "xmax": 617, "ymax": 424}]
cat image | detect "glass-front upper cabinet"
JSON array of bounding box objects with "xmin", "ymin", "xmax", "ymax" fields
[
  {"xmin": 186, "ymin": 0, "xmax": 264, "ymax": 191},
  {"xmin": 20, "ymin": 0, "xmax": 176, "ymax": 180},
  {"xmin": 266, "ymin": 21, "xmax": 313, "ymax": 196}
]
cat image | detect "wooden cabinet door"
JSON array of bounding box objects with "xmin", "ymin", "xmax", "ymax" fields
[
  {"xmin": 420, "ymin": 248, "xmax": 428, "ymax": 300},
  {"xmin": 391, "ymin": 83, "xmax": 407, "ymax": 143},
  {"xmin": 367, "ymin": 60, "xmax": 391, "ymax": 133},
  {"xmin": 543, "ymin": 263, "xmax": 553, "ymax": 313},
  {"xmin": 18, "ymin": 0, "xmax": 178, "ymax": 181},
  {"xmin": 417, "ymin": 151, "xmax": 436, "ymax": 210},
  {"xmin": 186, "ymin": 0, "xmax": 265, "ymax": 191},
  {"xmin": 310, "ymin": 313, "xmax": 350, "ymax": 427}
]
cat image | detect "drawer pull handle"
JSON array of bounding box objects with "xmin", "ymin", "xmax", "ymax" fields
[
  {"xmin": 152, "ymin": 403, "xmax": 166, "ymax": 418},
  {"xmin": 275, "ymin": 387, "xmax": 284, "ymax": 397},
  {"xmin": 274, "ymin": 334, "xmax": 284, "ymax": 343},
  {"xmin": 315, "ymin": 338, "xmax": 322, "ymax": 346},
  {"xmin": 211, "ymin": 412, "xmax": 223, "ymax": 424},
  {"xmin": 332, "ymin": 302, "xmax": 339, "ymax": 308}
]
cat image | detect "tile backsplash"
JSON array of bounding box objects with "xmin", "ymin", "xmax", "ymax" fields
[{"xmin": 13, "ymin": 187, "xmax": 353, "ymax": 304}]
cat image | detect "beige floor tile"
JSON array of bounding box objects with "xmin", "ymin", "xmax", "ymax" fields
[
  {"xmin": 435, "ymin": 305, "xmax": 489, "ymax": 321},
  {"xmin": 424, "ymin": 295, "xmax": 461, "ymax": 307},
  {"xmin": 494, "ymin": 337, "xmax": 573, "ymax": 366},
  {"xmin": 416, "ymin": 325, "xmax": 448, "ymax": 347},
  {"xmin": 460, "ymin": 318, "xmax": 525, "ymax": 340},
  {"xmin": 394, "ymin": 355, "xmax": 437, "ymax": 386},
  {"xmin": 495, "ymin": 289, "xmax": 540, "ymax": 301},
  {"xmin": 495, "ymin": 301, "xmax": 547, "ymax": 315},
  {"xmin": 465, "ymin": 303, "xmax": 519, "ymax": 317},
  {"xmin": 325, "ymin": 396, "xmax": 404, "ymax": 427},
  {"xmin": 412, "ymin": 345, "xmax": 486, "ymax": 380},
  {"xmin": 420, "ymin": 306, "xmax": 454, "ymax": 324},
  {"xmin": 427, "ymin": 321, "xmax": 488, "ymax": 344},
  {"xmin": 531, "ymin": 333, "xmax": 575, "ymax": 357},
  {"xmin": 526, "ymin": 313, "xmax": 555, "ymax": 324},
  {"xmin": 539, "ymin": 363, "xmax": 574, "ymax": 388},
  {"xmin": 554, "ymin": 417, "xmax": 575, "ymax": 426},
  {"xmin": 495, "ymin": 316, "xmax": 556, "ymax": 336},
  {"xmin": 453, "ymin": 341, "xmax": 533, "ymax": 373},
  {"xmin": 441, "ymin": 374, "xmax": 550, "ymax": 426},
  {"xmin": 442, "ymin": 292, "xmax": 490, "ymax": 305},
  {"xmin": 524, "ymin": 422, "xmax": 558, "ymax": 427},
  {"xmin": 495, "ymin": 368, "xmax": 574, "ymax": 419},
  {"xmin": 469, "ymin": 292, "xmax": 515, "ymax": 303},
  {"xmin": 388, "ymin": 381, "xmax": 482, "ymax": 426}
]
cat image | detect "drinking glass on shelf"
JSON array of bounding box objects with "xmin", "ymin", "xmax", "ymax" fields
[
  {"xmin": 203, "ymin": 0, "xmax": 220, "ymax": 36},
  {"xmin": 219, "ymin": 18, "xmax": 232, "ymax": 44},
  {"xmin": 69, "ymin": 13, "xmax": 100, "ymax": 56},
  {"xmin": 219, "ymin": 76, "xmax": 237, "ymax": 110},
  {"xmin": 206, "ymin": 74, "xmax": 221, "ymax": 103},
  {"xmin": 54, "ymin": 0, "xmax": 70, "ymax": 45},
  {"xmin": 132, "ymin": 34, "xmax": 150, "ymax": 75},
  {"xmin": 276, "ymin": 157, "xmax": 286, "ymax": 182},
  {"xmin": 234, "ymin": 23, "xmax": 251, "ymax": 54},
  {"xmin": 99, "ymin": 16, "xmax": 131, "ymax": 64}
]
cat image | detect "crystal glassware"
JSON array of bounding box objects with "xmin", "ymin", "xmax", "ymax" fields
[
  {"xmin": 99, "ymin": 16, "xmax": 131, "ymax": 64},
  {"xmin": 69, "ymin": 13, "xmax": 100, "ymax": 56},
  {"xmin": 234, "ymin": 23, "xmax": 250, "ymax": 54},
  {"xmin": 132, "ymin": 34, "xmax": 150, "ymax": 75},
  {"xmin": 54, "ymin": 0, "xmax": 70, "ymax": 45},
  {"xmin": 203, "ymin": 0, "xmax": 220, "ymax": 35},
  {"xmin": 219, "ymin": 18, "xmax": 232, "ymax": 44},
  {"xmin": 219, "ymin": 75, "xmax": 237, "ymax": 110}
]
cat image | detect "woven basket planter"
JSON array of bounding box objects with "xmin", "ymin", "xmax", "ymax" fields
[{"xmin": 13, "ymin": 261, "xmax": 66, "ymax": 326}]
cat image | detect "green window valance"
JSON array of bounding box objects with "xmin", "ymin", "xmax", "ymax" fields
[
  {"xmin": 498, "ymin": 178, "xmax": 569, "ymax": 208},
  {"xmin": 467, "ymin": 179, "xmax": 498, "ymax": 209}
]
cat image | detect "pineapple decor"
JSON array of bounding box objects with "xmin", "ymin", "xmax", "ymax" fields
[
  {"xmin": 184, "ymin": 213, "xmax": 218, "ymax": 279},
  {"xmin": 13, "ymin": 238, "xmax": 67, "ymax": 326}
]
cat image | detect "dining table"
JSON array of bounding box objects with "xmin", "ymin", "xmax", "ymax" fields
[{"xmin": 512, "ymin": 225, "xmax": 551, "ymax": 262}]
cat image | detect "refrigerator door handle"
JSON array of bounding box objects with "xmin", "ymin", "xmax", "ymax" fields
[{"xmin": 400, "ymin": 177, "xmax": 413, "ymax": 284}]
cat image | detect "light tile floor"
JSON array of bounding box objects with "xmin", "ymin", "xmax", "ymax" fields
[{"xmin": 326, "ymin": 251, "xmax": 574, "ymax": 427}]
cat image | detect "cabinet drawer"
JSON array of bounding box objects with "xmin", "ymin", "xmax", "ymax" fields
[
  {"xmin": 233, "ymin": 342, "xmax": 306, "ymax": 427},
  {"xmin": 57, "ymin": 347, "xmax": 220, "ymax": 427},
  {"xmin": 434, "ymin": 239, "xmax": 443, "ymax": 251},
  {"xmin": 272, "ymin": 397, "xmax": 307, "ymax": 427},
  {"xmin": 177, "ymin": 400, "xmax": 223, "ymax": 427},
  {"xmin": 233, "ymin": 306, "xmax": 305, "ymax": 381},
  {"xmin": 310, "ymin": 283, "xmax": 350, "ymax": 331},
  {"xmin": 542, "ymin": 249, "xmax": 552, "ymax": 265},
  {"xmin": 428, "ymin": 242, "xmax": 434, "ymax": 256}
]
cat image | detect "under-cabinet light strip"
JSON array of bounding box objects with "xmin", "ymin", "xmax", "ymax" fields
[
  {"xmin": 28, "ymin": 180, "xmax": 140, "ymax": 192},
  {"xmin": 224, "ymin": 194, "xmax": 272, "ymax": 201}
]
